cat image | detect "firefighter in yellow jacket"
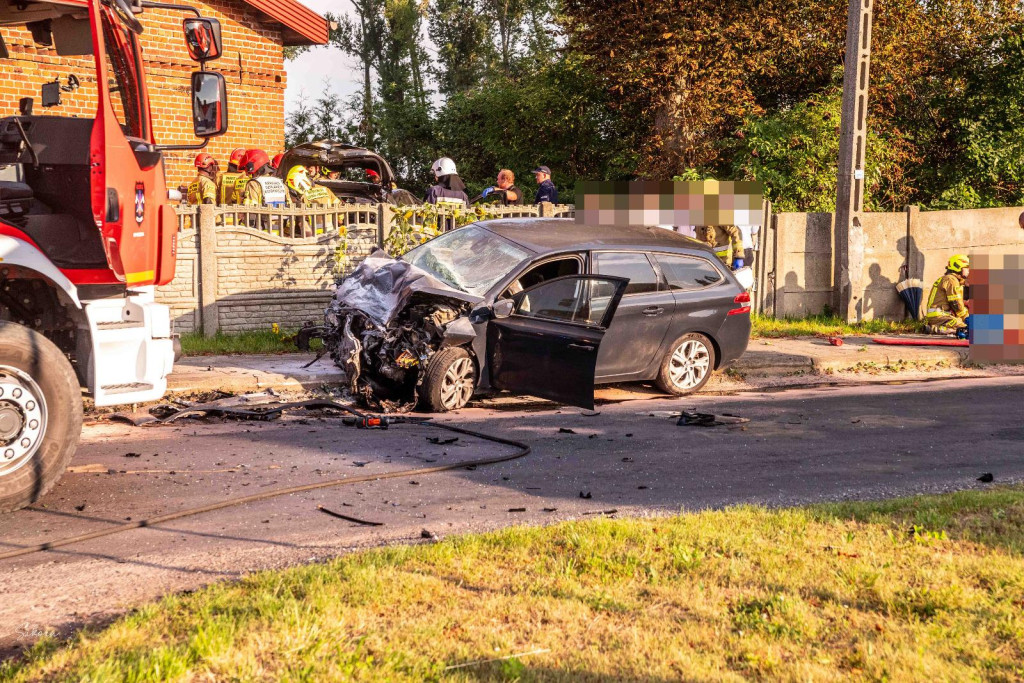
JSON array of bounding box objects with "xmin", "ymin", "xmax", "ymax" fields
[
  {"xmin": 186, "ymin": 153, "xmax": 218, "ymax": 205},
  {"xmin": 925, "ymin": 254, "xmax": 970, "ymax": 339},
  {"xmin": 216, "ymin": 147, "xmax": 246, "ymax": 204},
  {"xmin": 286, "ymin": 165, "xmax": 340, "ymax": 236},
  {"xmin": 696, "ymin": 224, "xmax": 744, "ymax": 269}
]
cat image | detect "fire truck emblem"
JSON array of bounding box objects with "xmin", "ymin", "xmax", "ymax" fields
[{"xmin": 134, "ymin": 182, "xmax": 145, "ymax": 224}]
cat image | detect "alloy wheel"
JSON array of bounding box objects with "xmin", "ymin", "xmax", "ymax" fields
[
  {"xmin": 439, "ymin": 357, "xmax": 475, "ymax": 411},
  {"xmin": 668, "ymin": 339, "xmax": 711, "ymax": 390}
]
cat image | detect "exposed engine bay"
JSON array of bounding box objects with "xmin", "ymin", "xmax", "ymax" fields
[{"xmin": 322, "ymin": 251, "xmax": 479, "ymax": 412}]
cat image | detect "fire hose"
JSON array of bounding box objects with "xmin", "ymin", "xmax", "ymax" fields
[{"xmin": 0, "ymin": 400, "xmax": 531, "ymax": 562}]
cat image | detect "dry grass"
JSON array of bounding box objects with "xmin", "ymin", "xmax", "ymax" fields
[{"xmin": 4, "ymin": 488, "xmax": 1024, "ymax": 681}]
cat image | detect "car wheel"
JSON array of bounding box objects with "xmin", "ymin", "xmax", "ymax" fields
[
  {"xmin": 421, "ymin": 346, "xmax": 477, "ymax": 412},
  {"xmin": 656, "ymin": 333, "xmax": 715, "ymax": 396},
  {"xmin": 0, "ymin": 323, "xmax": 83, "ymax": 513}
]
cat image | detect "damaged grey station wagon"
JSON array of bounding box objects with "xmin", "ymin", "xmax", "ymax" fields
[{"xmin": 314, "ymin": 219, "xmax": 752, "ymax": 412}]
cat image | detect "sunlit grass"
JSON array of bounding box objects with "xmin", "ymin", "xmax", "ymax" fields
[
  {"xmin": 4, "ymin": 487, "xmax": 1024, "ymax": 681},
  {"xmin": 752, "ymin": 313, "xmax": 925, "ymax": 339},
  {"xmin": 179, "ymin": 329, "xmax": 321, "ymax": 356}
]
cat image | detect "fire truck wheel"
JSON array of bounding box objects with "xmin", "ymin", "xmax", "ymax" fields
[{"xmin": 0, "ymin": 323, "xmax": 82, "ymax": 513}]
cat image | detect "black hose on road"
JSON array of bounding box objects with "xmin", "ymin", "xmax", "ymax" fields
[{"xmin": 0, "ymin": 402, "xmax": 530, "ymax": 562}]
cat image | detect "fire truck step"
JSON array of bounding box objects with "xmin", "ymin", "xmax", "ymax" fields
[
  {"xmin": 100, "ymin": 382, "xmax": 156, "ymax": 395},
  {"xmin": 95, "ymin": 320, "xmax": 146, "ymax": 330}
]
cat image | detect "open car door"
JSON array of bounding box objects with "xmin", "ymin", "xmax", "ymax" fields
[{"xmin": 487, "ymin": 275, "xmax": 628, "ymax": 409}]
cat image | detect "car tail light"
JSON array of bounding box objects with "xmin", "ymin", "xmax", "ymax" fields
[{"xmin": 728, "ymin": 291, "xmax": 751, "ymax": 316}]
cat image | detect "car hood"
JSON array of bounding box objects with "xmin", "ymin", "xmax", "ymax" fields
[{"xmin": 333, "ymin": 249, "xmax": 482, "ymax": 327}]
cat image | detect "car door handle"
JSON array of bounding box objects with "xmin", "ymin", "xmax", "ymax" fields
[
  {"xmin": 642, "ymin": 306, "xmax": 664, "ymax": 316},
  {"xmin": 568, "ymin": 343, "xmax": 596, "ymax": 352}
]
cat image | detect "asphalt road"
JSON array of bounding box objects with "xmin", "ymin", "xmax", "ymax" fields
[{"xmin": 1, "ymin": 375, "xmax": 1022, "ymax": 656}]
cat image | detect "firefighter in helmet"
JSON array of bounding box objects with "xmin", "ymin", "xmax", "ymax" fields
[
  {"xmin": 286, "ymin": 165, "xmax": 340, "ymax": 236},
  {"xmin": 695, "ymin": 224, "xmax": 744, "ymax": 270},
  {"xmin": 217, "ymin": 148, "xmax": 246, "ymax": 204},
  {"xmin": 271, "ymin": 152, "xmax": 284, "ymax": 172},
  {"xmin": 241, "ymin": 150, "xmax": 288, "ymax": 207},
  {"xmin": 187, "ymin": 153, "xmax": 218, "ymax": 205},
  {"xmin": 925, "ymin": 254, "xmax": 970, "ymax": 338}
]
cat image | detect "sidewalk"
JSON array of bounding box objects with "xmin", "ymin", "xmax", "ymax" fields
[{"xmin": 168, "ymin": 335, "xmax": 969, "ymax": 396}]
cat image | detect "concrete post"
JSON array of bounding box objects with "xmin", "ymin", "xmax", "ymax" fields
[
  {"xmin": 904, "ymin": 205, "xmax": 922, "ymax": 278},
  {"xmin": 834, "ymin": 0, "xmax": 874, "ymax": 321},
  {"xmin": 197, "ymin": 204, "xmax": 219, "ymax": 337},
  {"xmin": 539, "ymin": 202, "xmax": 555, "ymax": 218}
]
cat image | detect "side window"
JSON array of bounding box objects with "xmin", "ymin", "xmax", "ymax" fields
[
  {"xmin": 592, "ymin": 252, "xmax": 659, "ymax": 295},
  {"xmin": 513, "ymin": 276, "xmax": 617, "ymax": 327},
  {"xmin": 655, "ymin": 254, "xmax": 724, "ymax": 291}
]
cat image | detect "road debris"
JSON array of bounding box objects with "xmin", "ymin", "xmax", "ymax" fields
[
  {"xmin": 579, "ymin": 491, "xmax": 592, "ymax": 499},
  {"xmin": 581, "ymin": 410, "xmax": 601, "ymax": 417},
  {"xmin": 124, "ymin": 452, "xmax": 141, "ymax": 458},
  {"xmin": 421, "ymin": 528, "xmax": 439, "ymax": 541},
  {"xmin": 978, "ymin": 472, "xmax": 994, "ymax": 483},
  {"xmin": 558, "ymin": 428, "xmax": 577, "ymax": 434},
  {"xmin": 677, "ymin": 411, "xmax": 750, "ymax": 427},
  {"xmin": 316, "ymin": 506, "xmax": 383, "ymax": 526},
  {"xmin": 427, "ymin": 436, "xmax": 458, "ymax": 445},
  {"xmin": 542, "ymin": 507, "xmax": 558, "ymax": 512},
  {"xmin": 508, "ymin": 507, "xmax": 526, "ymax": 512},
  {"xmin": 582, "ymin": 509, "xmax": 618, "ymax": 516}
]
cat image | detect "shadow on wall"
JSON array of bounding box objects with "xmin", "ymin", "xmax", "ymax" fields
[{"xmin": 860, "ymin": 263, "xmax": 895, "ymax": 320}]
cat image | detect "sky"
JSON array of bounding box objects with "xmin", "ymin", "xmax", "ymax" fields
[{"xmin": 283, "ymin": 0, "xmax": 359, "ymax": 115}]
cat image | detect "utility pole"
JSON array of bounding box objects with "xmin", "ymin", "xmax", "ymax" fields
[{"xmin": 834, "ymin": 0, "xmax": 873, "ymax": 321}]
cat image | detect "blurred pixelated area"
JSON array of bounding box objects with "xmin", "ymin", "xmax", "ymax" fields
[
  {"xmin": 968, "ymin": 253, "xmax": 1024, "ymax": 363},
  {"xmin": 575, "ymin": 181, "xmax": 764, "ymax": 228}
]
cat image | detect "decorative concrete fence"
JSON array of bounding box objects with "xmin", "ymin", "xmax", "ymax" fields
[{"xmin": 158, "ymin": 202, "xmax": 575, "ymax": 336}]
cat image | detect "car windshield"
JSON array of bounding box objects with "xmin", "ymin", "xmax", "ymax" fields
[{"xmin": 403, "ymin": 225, "xmax": 532, "ymax": 296}]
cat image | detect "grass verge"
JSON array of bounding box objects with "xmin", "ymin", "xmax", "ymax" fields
[
  {"xmin": 179, "ymin": 329, "xmax": 321, "ymax": 356},
  {"xmin": 4, "ymin": 487, "xmax": 1024, "ymax": 681},
  {"xmin": 752, "ymin": 313, "xmax": 924, "ymax": 339}
]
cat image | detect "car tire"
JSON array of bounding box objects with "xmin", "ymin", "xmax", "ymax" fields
[
  {"xmin": 655, "ymin": 333, "xmax": 716, "ymax": 396},
  {"xmin": 0, "ymin": 323, "xmax": 82, "ymax": 513},
  {"xmin": 421, "ymin": 346, "xmax": 477, "ymax": 412}
]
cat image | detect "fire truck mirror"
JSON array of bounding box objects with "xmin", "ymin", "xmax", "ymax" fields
[
  {"xmin": 183, "ymin": 18, "xmax": 222, "ymax": 62},
  {"xmin": 191, "ymin": 71, "xmax": 228, "ymax": 138}
]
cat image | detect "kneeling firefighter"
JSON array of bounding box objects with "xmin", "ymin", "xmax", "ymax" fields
[
  {"xmin": 696, "ymin": 225, "xmax": 744, "ymax": 270},
  {"xmin": 925, "ymin": 254, "xmax": 970, "ymax": 338}
]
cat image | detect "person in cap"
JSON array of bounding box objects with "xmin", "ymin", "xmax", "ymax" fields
[
  {"xmin": 532, "ymin": 165, "xmax": 558, "ymax": 205},
  {"xmin": 424, "ymin": 157, "xmax": 469, "ymax": 207},
  {"xmin": 286, "ymin": 165, "xmax": 340, "ymax": 236},
  {"xmin": 481, "ymin": 169, "xmax": 523, "ymax": 205},
  {"xmin": 925, "ymin": 254, "xmax": 971, "ymax": 338},
  {"xmin": 217, "ymin": 148, "xmax": 246, "ymax": 204},
  {"xmin": 187, "ymin": 153, "xmax": 218, "ymax": 205}
]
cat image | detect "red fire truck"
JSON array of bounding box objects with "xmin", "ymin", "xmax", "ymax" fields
[{"xmin": 0, "ymin": 0, "xmax": 228, "ymax": 511}]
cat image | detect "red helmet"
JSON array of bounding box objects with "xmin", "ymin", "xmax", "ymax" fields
[
  {"xmin": 245, "ymin": 149, "xmax": 270, "ymax": 174},
  {"xmin": 194, "ymin": 153, "xmax": 216, "ymax": 170},
  {"xmin": 272, "ymin": 153, "xmax": 284, "ymax": 169},
  {"xmin": 229, "ymin": 148, "xmax": 246, "ymax": 166}
]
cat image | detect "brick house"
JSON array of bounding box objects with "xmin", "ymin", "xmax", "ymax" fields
[{"xmin": 0, "ymin": 0, "xmax": 328, "ymax": 188}]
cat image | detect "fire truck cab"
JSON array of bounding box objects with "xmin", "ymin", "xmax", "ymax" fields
[{"xmin": 0, "ymin": 0, "xmax": 227, "ymax": 511}]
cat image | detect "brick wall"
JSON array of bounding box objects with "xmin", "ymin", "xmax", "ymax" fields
[{"xmin": 0, "ymin": 0, "xmax": 287, "ymax": 189}]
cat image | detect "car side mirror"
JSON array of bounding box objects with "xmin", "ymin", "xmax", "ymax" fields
[
  {"xmin": 183, "ymin": 17, "xmax": 222, "ymax": 62},
  {"xmin": 492, "ymin": 299, "xmax": 515, "ymax": 319},
  {"xmin": 191, "ymin": 71, "xmax": 228, "ymax": 137}
]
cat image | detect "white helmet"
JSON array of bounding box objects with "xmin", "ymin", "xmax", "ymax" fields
[{"xmin": 431, "ymin": 157, "xmax": 458, "ymax": 178}]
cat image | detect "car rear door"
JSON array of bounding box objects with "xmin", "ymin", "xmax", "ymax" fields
[
  {"xmin": 590, "ymin": 251, "xmax": 676, "ymax": 378},
  {"xmin": 487, "ymin": 275, "xmax": 628, "ymax": 409}
]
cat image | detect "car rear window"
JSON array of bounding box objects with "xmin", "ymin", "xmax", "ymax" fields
[
  {"xmin": 655, "ymin": 254, "xmax": 724, "ymax": 290},
  {"xmin": 592, "ymin": 252, "xmax": 659, "ymax": 295}
]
